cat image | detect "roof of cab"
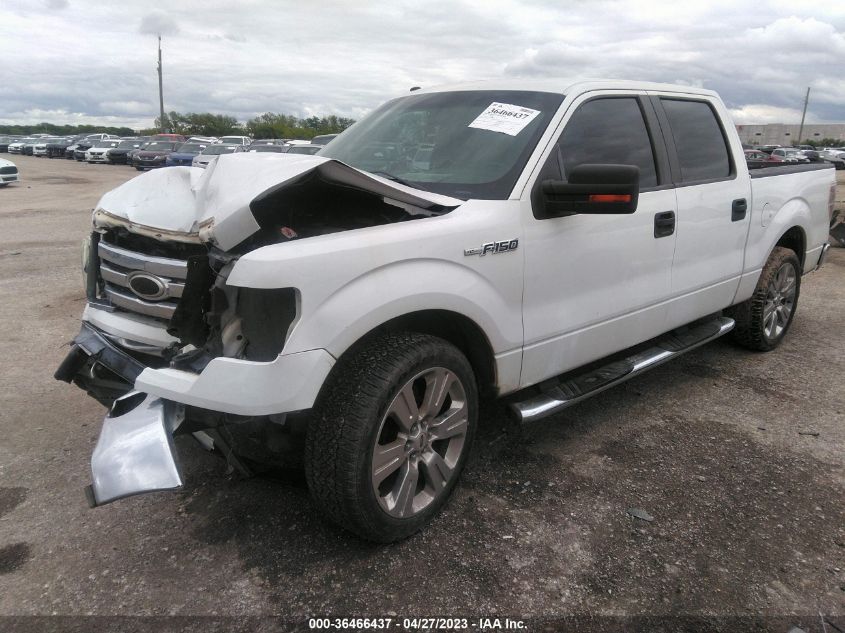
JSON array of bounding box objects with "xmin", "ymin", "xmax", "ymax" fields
[{"xmin": 410, "ymin": 79, "xmax": 720, "ymax": 99}]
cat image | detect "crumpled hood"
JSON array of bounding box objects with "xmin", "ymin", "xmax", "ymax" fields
[{"xmin": 94, "ymin": 153, "xmax": 464, "ymax": 251}]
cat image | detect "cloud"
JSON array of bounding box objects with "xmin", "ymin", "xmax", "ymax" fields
[
  {"xmin": 0, "ymin": 1, "xmax": 843, "ymax": 129},
  {"xmin": 139, "ymin": 11, "xmax": 179, "ymax": 36},
  {"xmin": 44, "ymin": 0, "xmax": 69, "ymax": 9},
  {"xmin": 729, "ymin": 105, "xmax": 808, "ymax": 125}
]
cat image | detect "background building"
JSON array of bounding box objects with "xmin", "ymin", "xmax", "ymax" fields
[{"xmin": 735, "ymin": 123, "xmax": 845, "ymax": 146}]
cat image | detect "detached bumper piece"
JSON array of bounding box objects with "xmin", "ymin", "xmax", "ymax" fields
[
  {"xmin": 55, "ymin": 321, "xmax": 149, "ymax": 406},
  {"xmin": 85, "ymin": 392, "xmax": 185, "ymax": 507}
]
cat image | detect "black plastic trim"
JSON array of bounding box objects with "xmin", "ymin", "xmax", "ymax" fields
[
  {"xmin": 70, "ymin": 322, "xmax": 148, "ymax": 384},
  {"xmin": 650, "ymin": 95, "xmax": 738, "ymax": 188},
  {"xmin": 749, "ymin": 162, "xmax": 834, "ymax": 179}
]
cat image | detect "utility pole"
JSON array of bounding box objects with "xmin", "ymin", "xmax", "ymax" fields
[
  {"xmin": 157, "ymin": 35, "xmax": 166, "ymax": 132},
  {"xmin": 797, "ymin": 87, "xmax": 810, "ymax": 146}
]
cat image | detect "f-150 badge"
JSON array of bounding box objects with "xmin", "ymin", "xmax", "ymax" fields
[{"xmin": 464, "ymin": 239, "xmax": 519, "ymax": 257}]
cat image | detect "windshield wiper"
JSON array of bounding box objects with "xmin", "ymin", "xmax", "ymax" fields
[{"xmin": 369, "ymin": 171, "xmax": 415, "ymax": 188}]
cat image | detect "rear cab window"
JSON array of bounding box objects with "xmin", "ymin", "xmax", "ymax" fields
[{"xmin": 658, "ymin": 98, "xmax": 733, "ymax": 184}]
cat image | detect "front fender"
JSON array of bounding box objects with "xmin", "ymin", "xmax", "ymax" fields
[
  {"xmin": 226, "ymin": 202, "xmax": 525, "ymax": 383},
  {"xmin": 285, "ymin": 258, "xmax": 521, "ymax": 358}
]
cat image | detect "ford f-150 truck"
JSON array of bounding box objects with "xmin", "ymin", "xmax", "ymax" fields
[{"xmin": 55, "ymin": 80, "xmax": 835, "ymax": 542}]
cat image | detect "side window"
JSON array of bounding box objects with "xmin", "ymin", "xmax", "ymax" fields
[
  {"xmin": 558, "ymin": 97, "xmax": 658, "ymax": 188},
  {"xmin": 660, "ymin": 98, "xmax": 731, "ymax": 182}
]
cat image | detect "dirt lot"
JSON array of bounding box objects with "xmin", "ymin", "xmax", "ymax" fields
[{"xmin": 0, "ymin": 155, "xmax": 843, "ymax": 630}]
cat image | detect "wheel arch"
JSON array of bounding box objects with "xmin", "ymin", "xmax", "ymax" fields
[
  {"xmin": 774, "ymin": 225, "xmax": 806, "ymax": 271},
  {"xmin": 318, "ymin": 309, "xmax": 499, "ymax": 403}
]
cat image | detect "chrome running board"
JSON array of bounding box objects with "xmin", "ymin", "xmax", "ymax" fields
[{"xmin": 510, "ymin": 316, "xmax": 735, "ymax": 423}]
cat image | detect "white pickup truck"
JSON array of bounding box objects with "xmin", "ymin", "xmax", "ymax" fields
[{"xmin": 56, "ymin": 80, "xmax": 835, "ymax": 542}]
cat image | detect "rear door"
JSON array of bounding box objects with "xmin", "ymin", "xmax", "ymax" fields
[{"xmin": 650, "ymin": 94, "xmax": 752, "ymax": 327}]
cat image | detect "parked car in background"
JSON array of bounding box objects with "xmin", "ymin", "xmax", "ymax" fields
[
  {"xmin": 192, "ymin": 144, "xmax": 241, "ymax": 168},
  {"xmin": 217, "ymin": 135, "xmax": 252, "ymax": 146},
  {"xmin": 820, "ymin": 149, "xmax": 845, "ymax": 170},
  {"xmin": 0, "ymin": 136, "xmax": 23, "ymax": 152},
  {"xmin": 86, "ymin": 139, "xmax": 122, "ymax": 163},
  {"xmin": 165, "ymin": 142, "xmax": 209, "ymax": 166},
  {"xmin": 186, "ymin": 136, "xmax": 217, "ymax": 144},
  {"xmin": 32, "ymin": 138, "xmax": 53, "ymax": 157},
  {"xmin": 245, "ymin": 144, "xmax": 286, "ymax": 153},
  {"xmin": 85, "ymin": 133, "xmax": 119, "ymax": 142},
  {"xmin": 744, "ymin": 149, "xmax": 784, "ymax": 169},
  {"xmin": 755, "ymin": 144, "xmax": 781, "ymax": 154},
  {"xmin": 107, "ymin": 139, "xmax": 145, "ymax": 165},
  {"xmin": 771, "ymin": 148, "xmax": 809, "ymax": 163},
  {"xmin": 22, "ymin": 139, "xmax": 41, "ymax": 156},
  {"xmin": 7, "ymin": 139, "xmax": 33, "ymax": 154},
  {"xmin": 0, "ymin": 157, "xmax": 20, "ymax": 186},
  {"xmin": 310, "ymin": 134, "xmax": 338, "ymax": 145},
  {"xmin": 151, "ymin": 133, "xmax": 186, "ymax": 143},
  {"xmin": 249, "ymin": 139, "xmax": 286, "ymax": 147},
  {"xmin": 46, "ymin": 137, "xmax": 76, "ymax": 158},
  {"xmin": 131, "ymin": 141, "xmax": 180, "ymax": 170},
  {"xmin": 73, "ymin": 138, "xmax": 106, "ymax": 161},
  {"xmin": 285, "ymin": 144, "xmax": 323, "ymax": 155}
]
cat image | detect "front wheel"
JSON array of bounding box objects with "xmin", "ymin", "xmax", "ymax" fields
[
  {"xmin": 305, "ymin": 332, "xmax": 477, "ymax": 542},
  {"xmin": 727, "ymin": 246, "xmax": 801, "ymax": 351}
]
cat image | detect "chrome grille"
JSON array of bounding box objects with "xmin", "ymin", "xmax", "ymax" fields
[{"xmin": 98, "ymin": 242, "xmax": 188, "ymax": 320}]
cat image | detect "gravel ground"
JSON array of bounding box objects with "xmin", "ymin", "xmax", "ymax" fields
[{"xmin": 0, "ymin": 155, "xmax": 843, "ymax": 630}]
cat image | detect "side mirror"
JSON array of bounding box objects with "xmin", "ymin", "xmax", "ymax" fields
[{"xmin": 537, "ymin": 164, "xmax": 640, "ymax": 218}]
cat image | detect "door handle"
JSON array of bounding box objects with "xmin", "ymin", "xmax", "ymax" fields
[
  {"xmin": 732, "ymin": 198, "xmax": 747, "ymax": 222},
  {"xmin": 654, "ymin": 211, "xmax": 675, "ymax": 238}
]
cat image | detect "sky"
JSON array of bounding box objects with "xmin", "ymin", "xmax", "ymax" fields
[{"xmin": 1, "ymin": 0, "xmax": 844, "ymax": 130}]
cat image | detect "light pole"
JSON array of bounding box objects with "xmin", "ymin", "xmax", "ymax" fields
[
  {"xmin": 157, "ymin": 35, "xmax": 166, "ymax": 132},
  {"xmin": 797, "ymin": 87, "xmax": 810, "ymax": 146}
]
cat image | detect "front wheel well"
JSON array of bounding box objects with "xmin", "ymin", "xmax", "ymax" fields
[
  {"xmin": 382, "ymin": 311, "xmax": 497, "ymax": 397},
  {"xmin": 775, "ymin": 226, "xmax": 806, "ymax": 271},
  {"xmin": 332, "ymin": 310, "xmax": 497, "ymax": 398}
]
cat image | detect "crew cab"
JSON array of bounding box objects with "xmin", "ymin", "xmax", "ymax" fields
[{"xmin": 56, "ymin": 80, "xmax": 834, "ymax": 542}]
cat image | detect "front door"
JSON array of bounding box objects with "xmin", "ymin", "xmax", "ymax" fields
[{"xmin": 520, "ymin": 92, "xmax": 677, "ymax": 388}]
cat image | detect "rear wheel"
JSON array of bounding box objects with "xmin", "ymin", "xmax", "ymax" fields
[
  {"xmin": 727, "ymin": 246, "xmax": 801, "ymax": 351},
  {"xmin": 305, "ymin": 332, "xmax": 477, "ymax": 542}
]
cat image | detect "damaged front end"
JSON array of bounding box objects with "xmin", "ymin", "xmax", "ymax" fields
[{"xmin": 56, "ymin": 154, "xmax": 462, "ymax": 506}]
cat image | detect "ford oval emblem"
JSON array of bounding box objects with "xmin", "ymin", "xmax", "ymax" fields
[{"xmin": 126, "ymin": 271, "xmax": 168, "ymax": 301}]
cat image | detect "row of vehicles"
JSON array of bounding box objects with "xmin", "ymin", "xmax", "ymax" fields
[
  {"xmin": 744, "ymin": 144, "xmax": 845, "ymax": 169},
  {"xmin": 0, "ymin": 133, "xmax": 335, "ymax": 169}
]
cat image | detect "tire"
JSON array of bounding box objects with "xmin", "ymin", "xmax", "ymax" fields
[
  {"xmin": 727, "ymin": 246, "xmax": 801, "ymax": 351},
  {"xmin": 305, "ymin": 332, "xmax": 478, "ymax": 542}
]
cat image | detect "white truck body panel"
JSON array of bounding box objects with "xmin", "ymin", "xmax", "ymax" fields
[{"xmin": 69, "ymin": 80, "xmax": 834, "ymax": 415}]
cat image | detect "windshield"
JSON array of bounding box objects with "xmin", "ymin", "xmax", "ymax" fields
[
  {"xmin": 202, "ymin": 145, "xmax": 239, "ymax": 155},
  {"xmin": 319, "ymin": 90, "xmax": 563, "ymax": 199},
  {"xmin": 219, "ymin": 137, "xmax": 245, "ymax": 143},
  {"xmin": 117, "ymin": 141, "xmax": 138, "ymax": 148},
  {"xmin": 176, "ymin": 143, "xmax": 205, "ymax": 153}
]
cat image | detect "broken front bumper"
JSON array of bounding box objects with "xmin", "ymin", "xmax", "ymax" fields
[
  {"xmin": 61, "ymin": 314, "xmax": 336, "ymax": 416},
  {"xmin": 85, "ymin": 393, "xmax": 185, "ymax": 507}
]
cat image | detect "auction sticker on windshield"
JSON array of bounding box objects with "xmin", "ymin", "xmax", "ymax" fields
[{"xmin": 468, "ymin": 102, "xmax": 541, "ymax": 136}]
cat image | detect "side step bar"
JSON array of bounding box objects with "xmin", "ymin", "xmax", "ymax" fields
[{"xmin": 510, "ymin": 316, "xmax": 735, "ymax": 423}]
